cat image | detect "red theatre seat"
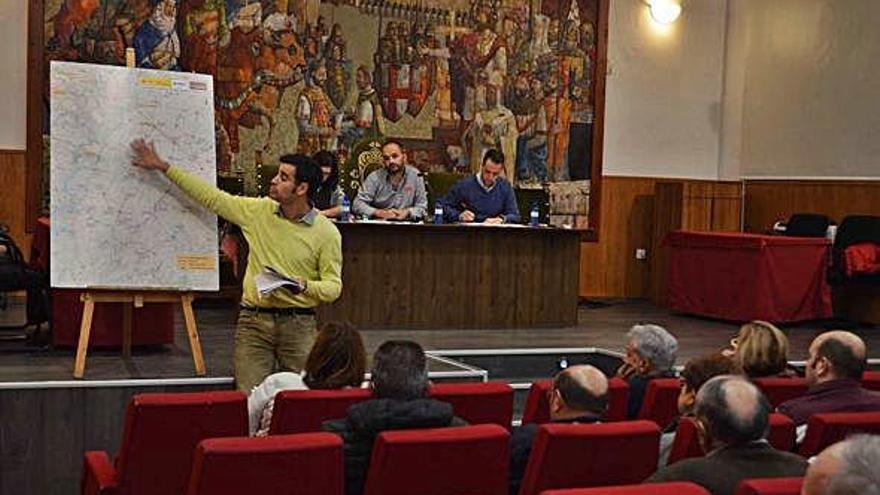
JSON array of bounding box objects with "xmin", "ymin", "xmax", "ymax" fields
[
  {"xmin": 752, "ymin": 377, "xmax": 809, "ymax": 409},
  {"xmin": 362, "ymin": 424, "xmax": 509, "ymax": 495},
  {"xmin": 863, "ymin": 371, "xmax": 880, "ymax": 391},
  {"xmin": 637, "ymin": 378, "xmax": 681, "ymax": 430},
  {"xmin": 799, "ymin": 411, "xmax": 880, "ymax": 457},
  {"xmin": 517, "ymin": 421, "xmax": 660, "ymax": 495},
  {"xmin": 540, "ymin": 482, "xmax": 711, "ymax": 494},
  {"xmin": 268, "ymin": 388, "xmax": 372, "ymax": 434},
  {"xmin": 186, "ymin": 433, "xmax": 343, "ymax": 495},
  {"xmin": 522, "ymin": 378, "xmax": 629, "ymax": 425},
  {"xmin": 428, "ymin": 381, "xmax": 514, "ymax": 429},
  {"xmin": 734, "ymin": 477, "xmax": 804, "ymax": 495},
  {"xmin": 668, "ymin": 414, "xmax": 796, "ymax": 465},
  {"xmin": 81, "ymin": 391, "xmax": 248, "ymax": 495}
]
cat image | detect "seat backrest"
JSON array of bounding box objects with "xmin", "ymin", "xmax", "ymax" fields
[
  {"xmin": 518, "ymin": 421, "xmax": 660, "ymax": 495},
  {"xmin": 114, "ymin": 391, "xmax": 248, "ymax": 495},
  {"xmin": 540, "ymin": 481, "xmax": 711, "ymax": 494},
  {"xmin": 363, "ymin": 424, "xmax": 509, "ymax": 495},
  {"xmin": 734, "ymin": 477, "xmax": 804, "ymax": 495},
  {"xmin": 522, "ymin": 378, "xmax": 629, "ymax": 425},
  {"xmin": 799, "ymin": 411, "xmax": 880, "ymax": 456},
  {"xmin": 268, "ymin": 388, "xmax": 372, "ymax": 434},
  {"xmin": 752, "ymin": 377, "xmax": 809, "ymax": 409},
  {"xmin": 834, "ymin": 215, "xmax": 880, "ymax": 250},
  {"xmin": 862, "ymin": 371, "xmax": 880, "ymax": 392},
  {"xmin": 667, "ymin": 413, "xmax": 795, "ymax": 466},
  {"xmin": 428, "ymin": 382, "xmax": 514, "ymax": 428},
  {"xmin": 785, "ymin": 214, "xmax": 831, "ymax": 238},
  {"xmin": 186, "ymin": 432, "xmax": 343, "ymax": 495},
  {"xmin": 637, "ymin": 378, "xmax": 681, "ymax": 430}
]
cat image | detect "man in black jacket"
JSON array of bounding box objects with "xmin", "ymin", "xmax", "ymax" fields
[
  {"xmin": 646, "ymin": 375, "xmax": 807, "ymax": 495},
  {"xmin": 323, "ymin": 340, "xmax": 465, "ymax": 495}
]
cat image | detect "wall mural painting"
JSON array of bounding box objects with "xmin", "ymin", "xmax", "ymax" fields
[{"xmin": 43, "ymin": 0, "xmax": 606, "ymax": 229}]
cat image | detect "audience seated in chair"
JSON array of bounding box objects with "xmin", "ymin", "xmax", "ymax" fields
[
  {"xmin": 802, "ymin": 434, "xmax": 880, "ymax": 495},
  {"xmin": 723, "ymin": 321, "xmax": 796, "ymax": 379},
  {"xmin": 247, "ymin": 321, "xmax": 367, "ymax": 435},
  {"xmin": 659, "ymin": 352, "xmax": 738, "ymax": 466},
  {"xmin": 646, "ymin": 375, "xmax": 807, "ymax": 495},
  {"xmin": 777, "ymin": 331, "xmax": 880, "ymax": 435},
  {"xmin": 323, "ymin": 340, "xmax": 466, "ymax": 495},
  {"xmin": 616, "ymin": 324, "xmax": 679, "ymax": 418},
  {"xmin": 509, "ymin": 365, "xmax": 609, "ymax": 495}
]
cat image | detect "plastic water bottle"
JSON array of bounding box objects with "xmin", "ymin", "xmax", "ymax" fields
[
  {"xmin": 433, "ymin": 202, "xmax": 444, "ymax": 224},
  {"xmin": 529, "ymin": 203, "xmax": 540, "ymax": 227},
  {"xmin": 340, "ymin": 194, "xmax": 350, "ymax": 222}
]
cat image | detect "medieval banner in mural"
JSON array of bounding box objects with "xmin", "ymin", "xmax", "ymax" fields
[{"xmin": 43, "ymin": 0, "xmax": 604, "ymax": 228}]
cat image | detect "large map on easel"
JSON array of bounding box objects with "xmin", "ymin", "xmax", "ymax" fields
[{"xmin": 50, "ymin": 61, "xmax": 218, "ymax": 291}]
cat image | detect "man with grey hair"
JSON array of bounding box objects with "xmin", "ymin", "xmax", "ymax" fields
[
  {"xmin": 803, "ymin": 434, "xmax": 880, "ymax": 495},
  {"xmin": 323, "ymin": 340, "xmax": 465, "ymax": 495},
  {"xmin": 617, "ymin": 323, "xmax": 679, "ymax": 418},
  {"xmin": 647, "ymin": 375, "xmax": 807, "ymax": 495}
]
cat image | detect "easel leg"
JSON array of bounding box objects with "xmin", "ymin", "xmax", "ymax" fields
[
  {"xmin": 181, "ymin": 294, "xmax": 206, "ymax": 376},
  {"xmin": 74, "ymin": 296, "xmax": 95, "ymax": 379},
  {"xmin": 122, "ymin": 304, "xmax": 132, "ymax": 359}
]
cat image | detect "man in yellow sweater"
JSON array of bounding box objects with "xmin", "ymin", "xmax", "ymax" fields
[{"xmin": 130, "ymin": 139, "xmax": 342, "ymax": 392}]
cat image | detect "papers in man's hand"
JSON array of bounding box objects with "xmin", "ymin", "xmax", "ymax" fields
[{"xmin": 254, "ymin": 266, "xmax": 304, "ymax": 296}]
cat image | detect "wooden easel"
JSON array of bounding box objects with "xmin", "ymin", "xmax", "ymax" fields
[{"xmin": 73, "ymin": 290, "xmax": 206, "ymax": 379}]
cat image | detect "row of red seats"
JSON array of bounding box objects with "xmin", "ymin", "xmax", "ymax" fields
[{"xmin": 542, "ymin": 477, "xmax": 803, "ymax": 495}]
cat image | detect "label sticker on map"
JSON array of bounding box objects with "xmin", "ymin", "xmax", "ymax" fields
[
  {"xmin": 139, "ymin": 76, "xmax": 173, "ymax": 89},
  {"xmin": 176, "ymin": 255, "xmax": 216, "ymax": 271},
  {"xmin": 172, "ymin": 79, "xmax": 189, "ymax": 91}
]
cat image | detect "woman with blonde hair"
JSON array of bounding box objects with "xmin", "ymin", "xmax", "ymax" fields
[
  {"xmin": 726, "ymin": 320, "xmax": 793, "ymax": 378},
  {"xmin": 247, "ymin": 321, "xmax": 367, "ymax": 435}
]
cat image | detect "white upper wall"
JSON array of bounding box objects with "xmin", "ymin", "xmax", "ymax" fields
[
  {"xmin": 602, "ymin": 0, "xmax": 728, "ymax": 179},
  {"xmin": 0, "ymin": 0, "xmax": 27, "ymax": 150},
  {"xmin": 736, "ymin": 0, "xmax": 880, "ymax": 179}
]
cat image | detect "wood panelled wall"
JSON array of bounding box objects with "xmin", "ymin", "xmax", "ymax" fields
[
  {"xmin": 0, "ymin": 150, "xmax": 31, "ymax": 256},
  {"xmin": 579, "ymin": 176, "xmax": 743, "ymax": 299},
  {"xmin": 744, "ymin": 180, "xmax": 880, "ymax": 232}
]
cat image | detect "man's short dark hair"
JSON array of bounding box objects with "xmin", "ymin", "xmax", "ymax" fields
[
  {"xmin": 681, "ymin": 353, "xmax": 738, "ymax": 393},
  {"xmin": 696, "ymin": 376, "xmax": 770, "ymax": 446},
  {"xmin": 482, "ymin": 148, "xmax": 505, "ymax": 166},
  {"xmin": 817, "ymin": 337, "xmax": 867, "ymax": 380},
  {"xmin": 370, "ymin": 340, "xmax": 428, "ymax": 400},
  {"xmin": 381, "ymin": 138, "xmax": 406, "ymax": 153},
  {"xmin": 279, "ymin": 153, "xmax": 321, "ymax": 206},
  {"xmin": 554, "ymin": 372, "xmax": 608, "ymax": 415}
]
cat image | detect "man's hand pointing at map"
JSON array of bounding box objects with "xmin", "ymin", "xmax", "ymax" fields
[{"xmin": 130, "ymin": 139, "xmax": 170, "ymax": 172}]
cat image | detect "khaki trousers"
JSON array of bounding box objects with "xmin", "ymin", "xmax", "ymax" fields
[{"xmin": 234, "ymin": 310, "xmax": 317, "ymax": 393}]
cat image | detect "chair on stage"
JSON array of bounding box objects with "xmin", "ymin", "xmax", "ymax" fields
[
  {"xmin": 428, "ymin": 381, "xmax": 514, "ymax": 429},
  {"xmin": 362, "ymin": 424, "xmax": 509, "ymax": 495},
  {"xmin": 186, "ymin": 432, "xmax": 343, "ymax": 495},
  {"xmin": 81, "ymin": 391, "xmax": 248, "ymax": 495}
]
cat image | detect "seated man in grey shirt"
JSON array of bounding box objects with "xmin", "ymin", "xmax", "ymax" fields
[{"xmin": 352, "ymin": 139, "xmax": 428, "ymax": 220}]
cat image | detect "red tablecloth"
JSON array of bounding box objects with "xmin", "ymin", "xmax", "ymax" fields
[
  {"xmin": 665, "ymin": 230, "xmax": 832, "ymax": 323},
  {"xmin": 33, "ymin": 217, "xmax": 175, "ymax": 348}
]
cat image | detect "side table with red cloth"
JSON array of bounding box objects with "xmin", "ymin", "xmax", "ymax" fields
[
  {"xmin": 665, "ymin": 231, "xmax": 832, "ymax": 323},
  {"xmin": 33, "ymin": 217, "xmax": 175, "ymax": 348}
]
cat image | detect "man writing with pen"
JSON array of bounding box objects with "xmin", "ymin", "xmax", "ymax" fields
[{"xmin": 440, "ymin": 148, "xmax": 521, "ymax": 224}]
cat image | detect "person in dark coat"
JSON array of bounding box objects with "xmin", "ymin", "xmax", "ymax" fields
[{"xmin": 323, "ymin": 340, "xmax": 465, "ymax": 495}]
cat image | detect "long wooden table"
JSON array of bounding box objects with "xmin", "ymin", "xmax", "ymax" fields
[{"xmin": 317, "ymin": 222, "xmax": 581, "ymax": 329}]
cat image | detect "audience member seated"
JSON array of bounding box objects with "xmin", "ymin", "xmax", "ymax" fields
[
  {"xmin": 777, "ymin": 331, "xmax": 880, "ymax": 434},
  {"xmin": 659, "ymin": 352, "xmax": 738, "ymax": 466},
  {"xmin": 351, "ymin": 140, "xmax": 428, "ymax": 220},
  {"xmin": 616, "ymin": 324, "xmax": 679, "ymax": 418},
  {"xmin": 802, "ymin": 434, "xmax": 880, "ymax": 495},
  {"xmin": 247, "ymin": 322, "xmax": 367, "ymax": 436},
  {"xmin": 509, "ymin": 365, "xmax": 608, "ymax": 495},
  {"xmin": 323, "ymin": 340, "xmax": 466, "ymax": 495},
  {"xmin": 646, "ymin": 376, "xmax": 807, "ymax": 495},
  {"xmin": 440, "ymin": 148, "xmax": 520, "ymax": 224},
  {"xmin": 313, "ymin": 150, "xmax": 344, "ymax": 218},
  {"xmin": 724, "ymin": 321, "xmax": 795, "ymax": 378}
]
